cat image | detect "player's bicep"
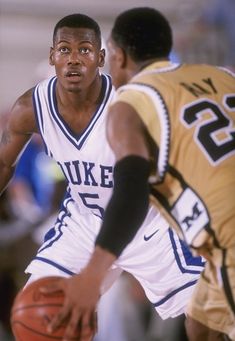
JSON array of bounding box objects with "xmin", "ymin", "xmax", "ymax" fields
[
  {"xmin": 0, "ymin": 126, "xmax": 32, "ymax": 168},
  {"xmin": 0, "ymin": 90, "xmax": 35, "ymax": 168},
  {"xmin": 106, "ymin": 101, "xmax": 150, "ymax": 161}
]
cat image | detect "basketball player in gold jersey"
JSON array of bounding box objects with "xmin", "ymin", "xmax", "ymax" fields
[{"xmin": 43, "ymin": 7, "xmax": 235, "ymax": 341}]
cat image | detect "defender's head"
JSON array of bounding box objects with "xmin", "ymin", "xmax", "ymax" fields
[{"xmin": 111, "ymin": 7, "xmax": 172, "ymax": 62}]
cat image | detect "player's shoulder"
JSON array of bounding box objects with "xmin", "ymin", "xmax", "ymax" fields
[
  {"xmin": 183, "ymin": 63, "xmax": 235, "ymax": 78},
  {"xmin": 10, "ymin": 87, "xmax": 37, "ymax": 133},
  {"xmin": 12, "ymin": 87, "xmax": 35, "ymax": 120},
  {"xmin": 12, "ymin": 76, "xmax": 56, "ymax": 123},
  {"xmin": 15, "ymin": 87, "xmax": 34, "ymax": 109},
  {"xmin": 34, "ymin": 75, "xmax": 57, "ymax": 90}
]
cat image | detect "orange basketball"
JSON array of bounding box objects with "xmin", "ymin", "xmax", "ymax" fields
[{"xmin": 11, "ymin": 276, "xmax": 80, "ymax": 340}]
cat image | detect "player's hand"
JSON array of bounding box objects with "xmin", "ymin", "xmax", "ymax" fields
[
  {"xmin": 40, "ymin": 246, "xmax": 117, "ymax": 341},
  {"xmin": 40, "ymin": 273, "xmax": 100, "ymax": 341}
]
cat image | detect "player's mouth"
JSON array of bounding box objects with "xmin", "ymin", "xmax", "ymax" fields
[{"xmin": 65, "ymin": 71, "xmax": 82, "ymax": 80}]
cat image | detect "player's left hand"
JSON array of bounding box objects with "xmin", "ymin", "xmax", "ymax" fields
[{"xmin": 40, "ymin": 273, "xmax": 100, "ymax": 341}]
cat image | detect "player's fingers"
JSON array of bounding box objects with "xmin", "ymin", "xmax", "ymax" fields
[
  {"xmin": 91, "ymin": 311, "xmax": 98, "ymax": 334},
  {"xmin": 48, "ymin": 303, "xmax": 70, "ymax": 333},
  {"xmin": 81, "ymin": 332, "xmax": 94, "ymax": 341},
  {"xmin": 90, "ymin": 311, "xmax": 98, "ymax": 334},
  {"xmin": 79, "ymin": 312, "xmax": 97, "ymax": 341},
  {"xmin": 40, "ymin": 278, "xmax": 65, "ymax": 294},
  {"xmin": 63, "ymin": 309, "xmax": 81, "ymax": 341}
]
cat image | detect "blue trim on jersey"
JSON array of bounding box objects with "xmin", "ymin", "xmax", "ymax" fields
[
  {"xmin": 169, "ymin": 228, "xmax": 205, "ymax": 274},
  {"xmin": 37, "ymin": 191, "xmax": 73, "ymax": 253},
  {"xmin": 47, "ymin": 74, "xmax": 113, "ymax": 150},
  {"xmin": 179, "ymin": 238, "xmax": 205, "ymax": 267},
  {"xmin": 34, "ymin": 256, "xmax": 75, "ymax": 276},
  {"xmin": 33, "ymin": 85, "xmax": 44, "ymax": 133},
  {"xmin": 153, "ymin": 279, "xmax": 197, "ymax": 307},
  {"xmin": 78, "ymin": 74, "xmax": 113, "ymax": 149},
  {"xmin": 38, "ymin": 222, "xmax": 64, "ymax": 253},
  {"xmin": 59, "ymin": 208, "xmax": 69, "ymax": 222},
  {"xmin": 61, "ymin": 190, "xmax": 74, "ymax": 212},
  {"xmin": 59, "ymin": 199, "xmax": 73, "ymax": 222},
  {"xmin": 33, "ymin": 82, "xmax": 53, "ymax": 156}
]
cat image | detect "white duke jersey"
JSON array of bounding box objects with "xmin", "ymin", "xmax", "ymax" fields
[
  {"xmin": 33, "ymin": 74, "xmax": 115, "ymax": 218},
  {"xmin": 27, "ymin": 73, "xmax": 204, "ymax": 320}
]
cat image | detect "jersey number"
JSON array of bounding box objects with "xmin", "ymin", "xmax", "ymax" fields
[
  {"xmin": 78, "ymin": 192, "xmax": 104, "ymax": 219},
  {"xmin": 182, "ymin": 95, "xmax": 235, "ymax": 164}
]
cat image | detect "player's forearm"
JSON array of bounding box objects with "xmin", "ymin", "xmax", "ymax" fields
[
  {"xmin": 0, "ymin": 162, "xmax": 15, "ymax": 195},
  {"xmin": 95, "ymin": 156, "xmax": 150, "ymax": 257},
  {"xmin": 82, "ymin": 246, "xmax": 117, "ymax": 285}
]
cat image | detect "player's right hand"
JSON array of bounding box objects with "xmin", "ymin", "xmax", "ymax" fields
[{"xmin": 40, "ymin": 274, "xmax": 99, "ymax": 341}]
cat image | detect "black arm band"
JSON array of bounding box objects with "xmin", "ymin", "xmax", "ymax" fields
[{"xmin": 95, "ymin": 155, "xmax": 151, "ymax": 257}]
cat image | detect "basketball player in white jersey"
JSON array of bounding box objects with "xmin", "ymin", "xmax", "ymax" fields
[{"xmin": 0, "ymin": 13, "xmax": 204, "ymax": 340}]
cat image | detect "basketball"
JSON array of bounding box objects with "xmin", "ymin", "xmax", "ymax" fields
[{"xmin": 11, "ymin": 276, "xmax": 80, "ymax": 341}]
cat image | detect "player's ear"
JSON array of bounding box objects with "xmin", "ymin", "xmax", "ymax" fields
[
  {"xmin": 117, "ymin": 46, "xmax": 127, "ymax": 68},
  {"xmin": 99, "ymin": 48, "xmax": 105, "ymax": 67},
  {"xmin": 49, "ymin": 47, "xmax": 55, "ymax": 66}
]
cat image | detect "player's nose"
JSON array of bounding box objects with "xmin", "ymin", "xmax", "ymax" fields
[{"xmin": 68, "ymin": 51, "xmax": 81, "ymax": 65}]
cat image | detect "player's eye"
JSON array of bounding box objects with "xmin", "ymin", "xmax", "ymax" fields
[
  {"xmin": 59, "ymin": 46, "xmax": 70, "ymax": 54},
  {"xmin": 79, "ymin": 47, "xmax": 90, "ymax": 54}
]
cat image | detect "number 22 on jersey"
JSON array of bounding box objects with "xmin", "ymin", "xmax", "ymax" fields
[{"xmin": 181, "ymin": 94, "xmax": 235, "ymax": 165}]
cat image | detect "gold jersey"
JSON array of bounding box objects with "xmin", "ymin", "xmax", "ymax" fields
[{"xmin": 113, "ymin": 61, "xmax": 235, "ymax": 249}]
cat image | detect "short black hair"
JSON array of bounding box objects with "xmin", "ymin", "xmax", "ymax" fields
[
  {"xmin": 111, "ymin": 7, "xmax": 172, "ymax": 62},
  {"xmin": 53, "ymin": 13, "xmax": 101, "ymax": 47}
]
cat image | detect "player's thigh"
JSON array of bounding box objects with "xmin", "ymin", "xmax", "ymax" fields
[
  {"xmin": 185, "ymin": 315, "xmax": 231, "ymax": 341},
  {"xmin": 187, "ymin": 258, "xmax": 235, "ymax": 340},
  {"xmin": 220, "ymin": 246, "xmax": 235, "ymax": 315}
]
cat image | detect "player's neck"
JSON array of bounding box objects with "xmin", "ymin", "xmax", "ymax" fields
[
  {"xmin": 138, "ymin": 57, "xmax": 170, "ymax": 72},
  {"xmin": 124, "ymin": 57, "xmax": 169, "ymax": 85},
  {"xmin": 56, "ymin": 74, "xmax": 103, "ymax": 110}
]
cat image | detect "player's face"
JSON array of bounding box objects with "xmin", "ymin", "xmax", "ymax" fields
[
  {"xmin": 106, "ymin": 37, "xmax": 128, "ymax": 89},
  {"xmin": 50, "ymin": 27, "xmax": 105, "ymax": 93}
]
